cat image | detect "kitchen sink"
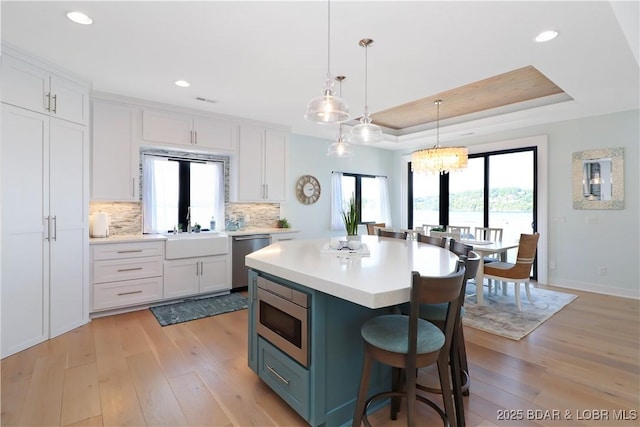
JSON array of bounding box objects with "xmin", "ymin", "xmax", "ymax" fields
[{"xmin": 165, "ymin": 232, "xmax": 229, "ymax": 259}]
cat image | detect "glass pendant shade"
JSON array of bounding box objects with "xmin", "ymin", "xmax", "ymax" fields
[
  {"xmin": 327, "ymin": 136, "xmax": 354, "ymax": 158},
  {"xmin": 305, "ymin": 75, "xmax": 350, "ymax": 124},
  {"xmin": 349, "ymin": 38, "xmax": 382, "ymax": 143},
  {"xmin": 349, "ymin": 110, "xmax": 382, "ymax": 144},
  {"xmin": 305, "ymin": 0, "xmax": 350, "ymax": 124}
]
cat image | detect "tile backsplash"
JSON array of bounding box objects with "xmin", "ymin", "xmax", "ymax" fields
[
  {"xmin": 90, "ymin": 201, "xmax": 282, "ymax": 236},
  {"xmin": 90, "ymin": 202, "xmax": 142, "ymax": 236}
]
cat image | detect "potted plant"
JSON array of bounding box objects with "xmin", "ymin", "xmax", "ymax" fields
[
  {"xmin": 277, "ymin": 218, "xmax": 291, "ymax": 229},
  {"xmin": 342, "ymin": 193, "xmax": 359, "ymax": 237}
]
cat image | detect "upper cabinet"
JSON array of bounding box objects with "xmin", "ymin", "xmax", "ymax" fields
[
  {"xmin": 91, "ymin": 100, "xmax": 139, "ymax": 201},
  {"xmin": 235, "ymin": 125, "xmax": 288, "ymax": 202},
  {"xmin": 141, "ymin": 108, "xmax": 237, "ymax": 152},
  {"xmin": 1, "ymin": 54, "xmax": 89, "ymax": 125}
]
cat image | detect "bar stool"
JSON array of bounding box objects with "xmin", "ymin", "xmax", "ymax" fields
[
  {"xmin": 417, "ymin": 233, "xmax": 446, "ymax": 248},
  {"xmin": 352, "ymin": 264, "xmax": 466, "ymax": 427},
  {"xmin": 377, "ymin": 228, "xmax": 408, "ymax": 240},
  {"xmin": 414, "ymin": 251, "xmax": 481, "ymax": 427}
]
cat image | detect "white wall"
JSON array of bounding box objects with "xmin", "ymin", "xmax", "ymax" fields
[{"xmin": 280, "ymin": 135, "xmax": 395, "ymax": 240}]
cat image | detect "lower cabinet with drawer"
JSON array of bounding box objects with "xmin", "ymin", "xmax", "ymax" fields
[
  {"xmin": 258, "ymin": 337, "xmax": 309, "ymax": 420},
  {"xmin": 91, "ymin": 240, "xmax": 165, "ymax": 313}
]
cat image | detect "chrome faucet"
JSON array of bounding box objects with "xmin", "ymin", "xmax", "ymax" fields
[{"xmin": 186, "ymin": 207, "xmax": 192, "ymax": 233}]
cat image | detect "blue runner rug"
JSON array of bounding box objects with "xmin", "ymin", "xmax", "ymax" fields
[{"xmin": 150, "ymin": 292, "xmax": 248, "ymax": 326}]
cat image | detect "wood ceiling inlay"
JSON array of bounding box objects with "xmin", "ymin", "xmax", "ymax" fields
[{"xmin": 370, "ymin": 66, "xmax": 567, "ymax": 130}]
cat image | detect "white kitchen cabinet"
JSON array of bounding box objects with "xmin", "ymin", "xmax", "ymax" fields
[
  {"xmin": 91, "ymin": 241, "xmax": 165, "ymax": 312},
  {"xmin": 164, "ymin": 255, "xmax": 230, "ymax": 298},
  {"xmin": 91, "ymin": 100, "xmax": 139, "ymax": 201},
  {"xmin": 236, "ymin": 125, "xmax": 288, "ymax": 202},
  {"xmin": 141, "ymin": 108, "xmax": 237, "ymax": 152},
  {"xmin": 1, "ymin": 103, "xmax": 89, "ymax": 358},
  {"xmin": 1, "ymin": 53, "xmax": 89, "ymax": 125}
]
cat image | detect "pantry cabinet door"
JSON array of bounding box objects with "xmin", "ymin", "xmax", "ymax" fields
[
  {"xmin": 50, "ymin": 74, "xmax": 89, "ymax": 125},
  {"xmin": 0, "ymin": 54, "xmax": 50, "ymax": 115},
  {"xmin": 48, "ymin": 119, "xmax": 88, "ymax": 337},
  {"xmin": 1, "ymin": 105, "xmax": 49, "ymax": 357}
]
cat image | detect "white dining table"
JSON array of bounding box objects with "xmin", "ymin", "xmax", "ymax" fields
[{"xmin": 461, "ymin": 239, "xmax": 520, "ymax": 305}]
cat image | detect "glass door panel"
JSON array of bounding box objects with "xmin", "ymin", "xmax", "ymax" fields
[
  {"xmin": 448, "ymin": 157, "xmax": 485, "ymax": 235},
  {"xmin": 412, "ymin": 172, "xmax": 440, "ymax": 228},
  {"xmin": 488, "ymin": 151, "xmax": 534, "ymax": 246}
]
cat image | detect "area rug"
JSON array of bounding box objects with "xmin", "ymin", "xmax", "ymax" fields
[
  {"xmin": 462, "ymin": 282, "xmax": 577, "ymax": 340},
  {"xmin": 150, "ymin": 293, "xmax": 248, "ymax": 326}
]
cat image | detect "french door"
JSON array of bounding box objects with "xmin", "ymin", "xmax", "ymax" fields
[{"xmin": 409, "ymin": 147, "xmax": 537, "ymax": 266}]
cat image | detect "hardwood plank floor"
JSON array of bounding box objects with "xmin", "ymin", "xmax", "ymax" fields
[{"xmin": 1, "ymin": 286, "xmax": 638, "ymax": 426}]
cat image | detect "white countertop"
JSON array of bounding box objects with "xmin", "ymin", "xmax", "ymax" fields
[
  {"xmin": 245, "ymin": 235, "xmax": 459, "ymax": 309},
  {"xmin": 89, "ymin": 228, "xmax": 299, "ymax": 244}
]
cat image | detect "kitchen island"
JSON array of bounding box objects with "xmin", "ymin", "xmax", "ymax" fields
[{"xmin": 245, "ymin": 235, "xmax": 459, "ymax": 426}]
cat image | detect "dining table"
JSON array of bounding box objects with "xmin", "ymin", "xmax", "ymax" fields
[{"xmin": 460, "ymin": 239, "xmax": 520, "ymax": 305}]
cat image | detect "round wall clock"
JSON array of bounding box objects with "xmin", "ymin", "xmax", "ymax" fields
[{"xmin": 296, "ymin": 175, "xmax": 321, "ymax": 204}]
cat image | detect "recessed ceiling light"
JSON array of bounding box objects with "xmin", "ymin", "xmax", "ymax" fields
[
  {"xmin": 174, "ymin": 80, "xmax": 191, "ymax": 88},
  {"xmin": 66, "ymin": 11, "xmax": 93, "ymax": 25},
  {"xmin": 535, "ymin": 30, "xmax": 558, "ymax": 43}
]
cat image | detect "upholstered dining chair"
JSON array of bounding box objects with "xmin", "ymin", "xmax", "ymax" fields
[
  {"xmin": 483, "ymin": 233, "xmax": 540, "ymax": 311},
  {"xmin": 416, "ymin": 233, "xmax": 446, "ymax": 248},
  {"xmin": 352, "ymin": 264, "xmax": 466, "ymax": 427},
  {"xmin": 377, "ymin": 228, "xmax": 408, "ymax": 240},
  {"xmin": 366, "ymin": 223, "xmax": 386, "ymax": 235}
]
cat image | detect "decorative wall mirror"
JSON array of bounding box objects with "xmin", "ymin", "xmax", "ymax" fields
[{"xmin": 572, "ymin": 147, "xmax": 624, "ymax": 209}]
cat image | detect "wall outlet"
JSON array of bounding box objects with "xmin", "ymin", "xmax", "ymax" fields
[{"xmin": 598, "ymin": 266, "xmax": 607, "ymax": 276}]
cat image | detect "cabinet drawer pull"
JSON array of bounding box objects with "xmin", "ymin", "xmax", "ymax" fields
[
  {"xmin": 266, "ymin": 365, "xmax": 290, "ymax": 385},
  {"xmin": 117, "ymin": 290, "xmax": 143, "ymax": 296},
  {"xmin": 117, "ymin": 249, "xmax": 143, "ymax": 253},
  {"xmin": 117, "ymin": 267, "xmax": 144, "ymax": 272},
  {"xmin": 51, "ymin": 94, "xmax": 57, "ymax": 113}
]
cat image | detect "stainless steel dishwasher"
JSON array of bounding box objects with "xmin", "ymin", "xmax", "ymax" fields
[{"xmin": 232, "ymin": 234, "xmax": 271, "ymax": 290}]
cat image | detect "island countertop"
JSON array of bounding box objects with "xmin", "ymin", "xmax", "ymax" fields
[{"xmin": 245, "ymin": 235, "xmax": 459, "ymax": 309}]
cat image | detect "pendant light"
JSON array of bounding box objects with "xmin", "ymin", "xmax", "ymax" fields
[
  {"xmin": 304, "ymin": 0, "xmax": 350, "ymax": 124},
  {"xmin": 327, "ymin": 76, "xmax": 354, "ymax": 157},
  {"xmin": 411, "ymin": 100, "xmax": 468, "ymax": 175},
  {"xmin": 349, "ymin": 38, "xmax": 382, "ymax": 144}
]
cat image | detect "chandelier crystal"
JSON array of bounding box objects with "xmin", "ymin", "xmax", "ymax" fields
[
  {"xmin": 304, "ymin": 0, "xmax": 350, "ymax": 124},
  {"xmin": 411, "ymin": 100, "xmax": 468, "ymax": 175}
]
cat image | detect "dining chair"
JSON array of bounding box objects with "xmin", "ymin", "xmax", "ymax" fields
[
  {"xmin": 447, "ymin": 225, "xmax": 472, "ymax": 239},
  {"xmin": 377, "ymin": 228, "xmax": 408, "ymax": 240},
  {"xmin": 473, "ymin": 227, "xmax": 504, "ymax": 264},
  {"xmin": 352, "ymin": 264, "xmax": 466, "ymax": 427},
  {"xmin": 366, "ymin": 222, "xmax": 386, "ymax": 235},
  {"xmin": 449, "ymin": 239, "xmax": 472, "ymax": 258},
  {"xmin": 482, "ymin": 233, "xmax": 540, "ymax": 311},
  {"xmin": 416, "ymin": 233, "xmax": 446, "ymax": 248}
]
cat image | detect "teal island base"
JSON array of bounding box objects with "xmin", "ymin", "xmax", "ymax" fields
[{"xmin": 248, "ymin": 269, "xmax": 393, "ymax": 427}]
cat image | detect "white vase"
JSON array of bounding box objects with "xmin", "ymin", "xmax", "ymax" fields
[{"xmin": 347, "ymin": 234, "xmax": 360, "ymax": 241}]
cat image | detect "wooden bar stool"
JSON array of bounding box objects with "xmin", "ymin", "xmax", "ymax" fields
[{"xmin": 352, "ymin": 264, "xmax": 466, "ymax": 427}]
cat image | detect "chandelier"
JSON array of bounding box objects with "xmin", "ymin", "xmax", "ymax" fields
[{"xmin": 411, "ymin": 100, "xmax": 468, "ymax": 175}]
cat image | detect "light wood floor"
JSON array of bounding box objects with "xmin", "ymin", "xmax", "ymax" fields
[{"xmin": 2, "ymin": 285, "xmax": 638, "ymax": 426}]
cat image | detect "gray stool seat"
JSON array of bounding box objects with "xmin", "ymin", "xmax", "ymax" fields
[{"xmin": 361, "ymin": 315, "xmax": 444, "ymax": 354}]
